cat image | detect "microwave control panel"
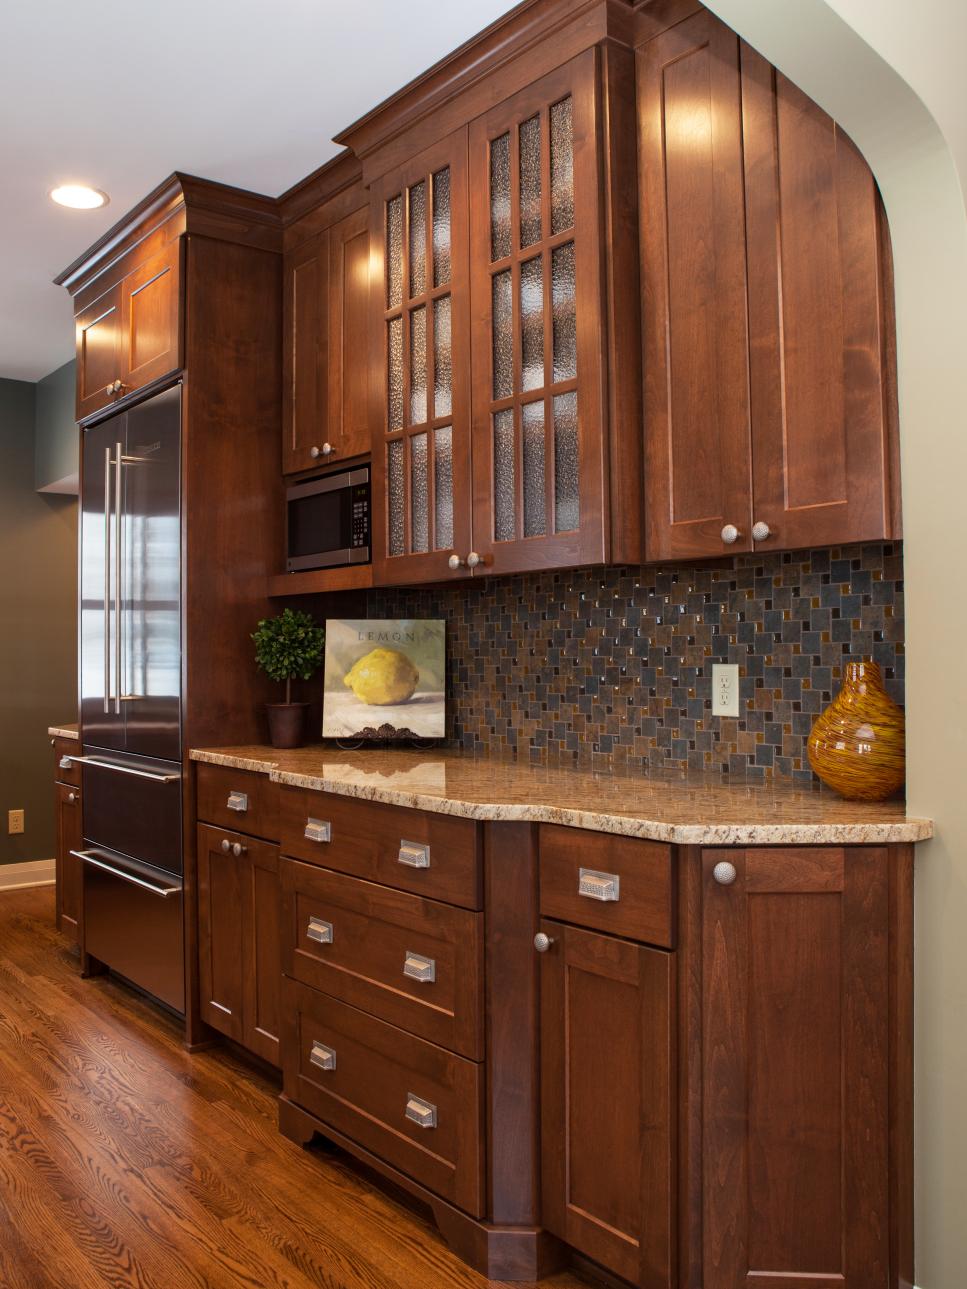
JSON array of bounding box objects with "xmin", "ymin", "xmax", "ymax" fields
[{"xmin": 352, "ymin": 482, "xmax": 370, "ymax": 549}]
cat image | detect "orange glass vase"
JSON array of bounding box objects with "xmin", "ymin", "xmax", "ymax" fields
[{"xmin": 807, "ymin": 660, "xmax": 905, "ymax": 801}]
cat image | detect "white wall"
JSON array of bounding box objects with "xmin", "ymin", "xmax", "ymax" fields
[{"xmin": 705, "ymin": 2, "xmax": 967, "ymax": 1283}]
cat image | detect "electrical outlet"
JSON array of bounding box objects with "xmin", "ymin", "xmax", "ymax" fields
[
  {"xmin": 711, "ymin": 664, "xmax": 740, "ymax": 718},
  {"xmin": 8, "ymin": 809, "xmax": 24, "ymax": 836}
]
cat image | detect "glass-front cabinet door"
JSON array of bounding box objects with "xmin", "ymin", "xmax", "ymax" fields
[
  {"xmin": 370, "ymin": 130, "xmax": 473, "ymax": 584},
  {"xmin": 468, "ymin": 52, "xmax": 608, "ymax": 576}
]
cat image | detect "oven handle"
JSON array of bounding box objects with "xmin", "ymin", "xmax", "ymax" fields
[
  {"xmin": 71, "ymin": 850, "xmax": 182, "ymax": 899},
  {"xmin": 68, "ymin": 755, "xmax": 181, "ymax": 784}
]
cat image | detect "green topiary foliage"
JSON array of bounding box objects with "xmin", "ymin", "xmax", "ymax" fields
[{"xmin": 251, "ymin": 609, "xmax": 325, "ymax": 705}]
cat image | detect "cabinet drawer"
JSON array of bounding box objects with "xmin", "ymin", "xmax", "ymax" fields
[
  {"xmin": 52, "ymin": 737, "xmax": 81, "ymax": 788},
  {"xmin": 538, "ymin": 825, "xmax": 675, "ymax": 947},
  {"xmin": 280, "ymin": 787, "xmax": 481, "ymax": 910},
  {"xmin": 282, "ymin": 980, "xmax": 484, "ymax": 1216},
  {"xmin": 196, "ymin": 763, "xmax": 279, "ymax": 842},
  {"xmin": 281, "ymin": 859, "xmax": 483, "ymax": 1059}
]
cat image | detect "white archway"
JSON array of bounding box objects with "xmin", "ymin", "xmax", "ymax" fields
[{"xmin": 705, "ymin": 3, "xmax": 967, "ymax": 1283}]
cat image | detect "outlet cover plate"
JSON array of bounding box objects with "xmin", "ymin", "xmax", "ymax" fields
[
  {"xmin": 8, "ymin": 809, "xmax": 24, "ymax": 836},
  {"xmin": 712, "ymin": 664, "xmax": 740, "ymax": 718}
]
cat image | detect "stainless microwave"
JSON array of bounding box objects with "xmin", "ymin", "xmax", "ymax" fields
[{"xmin": 286, "ymin": 466, "xmax": 371, "ymax": 572}]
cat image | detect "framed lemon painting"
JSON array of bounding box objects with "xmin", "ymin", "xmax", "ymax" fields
[{"xmin": 322, "ymin": 619, "xmax": 446, "ymax": 741}]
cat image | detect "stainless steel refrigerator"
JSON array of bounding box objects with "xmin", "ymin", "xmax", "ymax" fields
[{"xmin": 74, "ymin": 384, "xmax": 185, "ymax": 1012}]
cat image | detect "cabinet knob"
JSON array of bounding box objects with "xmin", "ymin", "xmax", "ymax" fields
[
  {"xmin": 534, "ymin": 932, "xmax": 555, "ymax": 953},
  {"xmin": 309, "ymin": 443, "xmax": 334, "ymax": 460},
  {"xmin": 50, "ymin": 738, "xmax": 55, "ymax": 746},
  {"xmin": 67, "ymin": 791, "xmax": 77, "ymax": 804},
  {"xmin": 752, "ymin": 520, "xmax": 771, "ymax": 541},
  {"xmin": 448, "ymin": 553, "xmax": 466, "ymax": 570},
  {"xmin": 466, "ymin": 551, "xmax": 482, "ymax": 569},
  {"xmin": 713, "ymin": 861, "xmax": 738, "ymax": 886},
  {"xmin": 231, "ymin": 842, "xmax": 246, "ymax": 858},
  {"xmin": 721, "ymin": 524, "xmax": 740, "ymax": 545},
  {"xmin": 221, "ymin": 838, "xmax": 231, "ymax": 853}
]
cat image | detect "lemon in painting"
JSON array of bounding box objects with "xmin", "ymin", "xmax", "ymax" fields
[{"xmin": 343, "ymin": 648, "xmax": 419, "ymax": 705}]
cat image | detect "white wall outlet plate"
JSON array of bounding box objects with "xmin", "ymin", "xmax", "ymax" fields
[{"xmin": 712, "ymin": 664, "xmax": 740, "ymax": 718}]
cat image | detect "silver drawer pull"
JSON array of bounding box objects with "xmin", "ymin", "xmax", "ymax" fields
[
  {"xmin": 304, "ymin": 818, "xmax": 332, "ymax": 844},
  {"xmin": 578, "ymin": 867, "xmax": 621, "ymax": 902},
  {"xmin": 398, "ymin": 840, "xmax": 430, "ymax": 869},
  {"xmin": 226, "ymin": 790, "xmax": 249, "ymax": 813},
  {"xmin": 405, "ymin": 1095, "xmax": 437, "ymax": 1129},
  {"xmin": 58, "ymin": 755, "xmax": 74, "ymax": 771},
  {"xmin": 309, "ymin": 1041, "xmax": 336, "ymax": 1072},
  {"xmin": 403, "ymin": 951, "xmax": 436, "ymax": 983},
  {"xmin": 307, "ymin": 917, "xmax": 333, "ymax": 945}
]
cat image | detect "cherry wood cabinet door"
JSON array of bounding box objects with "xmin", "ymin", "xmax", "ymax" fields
[
  {"xmin": 75, "ymin": 281, "xmax": 123, "ymax": 421},
  {"xmin": 282, "ymin": 229, "xmax": 328, "ymax": 474},
  {"xmin": 638, "ymin": 11, "xmax": 754, "ymax": 562},
  {"xmin": 469, "ymin": 51, "xmax": 608, "ymax": 576},
  {"xmin": 540, "ymin": 920, "xmax": 674, "ymax": 1288},
  {"xmin": 742, "ymin": 49, "xmax": 899, "ymax": 550},
  {"xmin": 241, "ymin": 834, "xmax": 281, "ymax": 1066},
  {"xmin": 702, "ymin": 847, "xmax": 890, "ymax": 1287},
  {"xmin": 369, "ymin": 129, "xmax": 473, "ymax": 584},
  {"xmin": 197, "ymin": 823, "xmax": 246, "ymax": 1043},
  {"xmin": 327, "ymin": 206, "xmax": 372, "ymax": 464},
  {"xmin": 119, "ymin": 239, "xmax": 182, "ymax": 397},
  {"xmin": 55, "ymin": 781, "xmax": 82, "ymax": 942}
]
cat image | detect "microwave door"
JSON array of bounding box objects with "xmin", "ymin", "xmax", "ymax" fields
[
  {"xmin": 80, "ymin": 415, "xmax": 126, "ymax": 752},
  {"xmin": 120, "ymin": 385, "xmax": 182, "ymax": 763}
]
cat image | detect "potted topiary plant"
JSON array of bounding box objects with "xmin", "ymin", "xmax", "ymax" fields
[{"xmin": 251, "ymin": 608, "xmax": 325, "ymax": 749}]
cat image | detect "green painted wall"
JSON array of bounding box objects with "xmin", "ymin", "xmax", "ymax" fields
[
  {"xmin": 0, "ymin": 376, "xmax": 77, "ymax": 864},
  {"xmin": 35, "ymin": 360, "xmax": 77, "ymax": 494}
]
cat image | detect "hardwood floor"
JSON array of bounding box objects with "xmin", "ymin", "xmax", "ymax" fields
[{"xmin": 0, "ymin": 887, "xmax": 595, "ymax": 1289}]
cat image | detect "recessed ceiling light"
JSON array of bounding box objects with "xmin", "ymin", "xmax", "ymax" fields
[{"xmin": 49, "ymin": 184, "xmax": 109, "ymax": 210}]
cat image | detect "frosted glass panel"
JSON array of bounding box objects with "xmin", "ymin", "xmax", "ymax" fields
[
  {"xmin": 492, "ymin": 270, "xmax": 513, "ymax": 400},
  {"xmin": 432, "ymin": 167, "xmax": 451, "ymax": 287},
  {"xmin": 490, "ymin": 133, "xmax": 511, "ymax": 262},
  {"xmin": 434, "ymin": 426, "xmax": 453, "ymax": 550},
  {"xmin": 552, "ymin": 242, "xmax": 577, "ymax": 383},
  {"xmin": 388, "ymin": 317, "xmax": 403, "ymax": 431},
  {"xmin": 434, "ymin": 295, "xmax": 452, "ymax": 418},
  {"xmin": 554, "ymin": 391, "xmax": 579, "ymax": 532},
  {"xmin": 409, "ymin": 181, "xmax": 426, "ymax": 297},
  {"xmin": 410, "ymin": 305, "xmax": 427, "ymax": 425},
  {"xmin": 522, "ymin": 400, "xmax": 546, "ymax": 537},
  {"xmin": 388, "ymin": 439, "xmax": 405, "ymax": 556},
  {"xmin": 493, "ymin": 409, "xmax": 516, "ymax": 542},
  {"xmin": 411, "ymin": 432, "xmax": 429, "ymax": 553},
  {"xmin": 387, "ymin": 195, "xmax": 403, "ymax": 309},
  {"xmin": 521, "ymin": 255, "xmax": 544, "ymax": 393},
  {"xmin": 550, "ymin": 97, "xmax": 575, "ymax": 234},
  {"xmin": 519, "ymin": 115, "xmax": 542, "ymax": 248}
]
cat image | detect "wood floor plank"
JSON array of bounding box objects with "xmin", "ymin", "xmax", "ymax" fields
[{"xmin": 0, "ymin": 888, "xmax": 593, "ymax": 1289}]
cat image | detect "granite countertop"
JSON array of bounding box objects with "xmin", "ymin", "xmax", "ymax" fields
[
  {"xmin": 189, "ymin": 744, "xmax": 932, "ymax": 846},
  {"xmin": 48, "ymin": 723, "xmax": 79, "ymax": 741}
]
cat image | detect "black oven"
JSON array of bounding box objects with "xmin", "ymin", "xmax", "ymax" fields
[{"xmin": 286, "ymin": 466, "xmax": 371, "ymax": 572}]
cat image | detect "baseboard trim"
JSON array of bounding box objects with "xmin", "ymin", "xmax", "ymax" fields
[{"xmin": 0, "ymin": 859, "xmax": 56, "ymax": 891}]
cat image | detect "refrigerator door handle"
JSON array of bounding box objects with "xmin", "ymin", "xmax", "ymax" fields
[
  {"xmin": 70, "ymin": 755, "xmax": 181, "ymax": 784},
  {"xmin": 114, "ymin": 441, "xmax": 123, "ymax": 716},
  {"xmin": 71, "ymin": 850, "xmax": 182, "ymax": 898},
  {"xmin": 103, "ymin": 446, "xmax": 112, "ymax": 714}
]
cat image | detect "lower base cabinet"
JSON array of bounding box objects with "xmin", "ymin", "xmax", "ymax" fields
[
  {"xmin": 196, "ymin": 822, "xmax": 281, "ymax": 1066},
  {"xmin": 55, "ymin": 780, "xmax": 82, "ymax": 942}
]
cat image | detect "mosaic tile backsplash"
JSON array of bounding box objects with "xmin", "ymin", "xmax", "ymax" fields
[{"xmin": 366, "ymin": 542, "xmax": 904, "ymax": 781}]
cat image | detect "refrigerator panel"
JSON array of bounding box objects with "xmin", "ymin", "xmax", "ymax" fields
[
  {"xmin": 80, "ymin": 415, "xmax": 126, "ymax": 752},
  {"xmin": 81, "ymin": 747, "xmax": 183, "ymax": 876},
  {"xmin": 121, "ymin": 385, "xmax": 182, "ymax": 761}
]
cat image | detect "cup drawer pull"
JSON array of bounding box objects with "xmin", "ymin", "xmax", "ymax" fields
[
  {"xmin": 398, "ymin": 840, "xmax": 430, "ymax": 869},
  {"xmin": 305, "ymin": 818, "xmax": 332, "ymax": 844},
  {"xmin": 578, "ymin": 868, "xmax": 621, "ymax": 902},
  {"xmin": 405, "ymin": 1095, "xmax": 437, "ymax": 1129},
  {"xmin": 403, "ymin": 951, "xmax": 436, "ymax": 983},
  {"xmin": 59, "ymin": 755, "xmax": 74, "ymax": 771},
  {"xmin": 226, "ymin": 791, "xmax": 249, "ymax": 813},
  {"xmin": 309, "ymin": 1041, "xmax": 336, "ymax": 1072},
  {"xmin": 307, "ymin": 917, "xmax": 333, "ymax": 945}
]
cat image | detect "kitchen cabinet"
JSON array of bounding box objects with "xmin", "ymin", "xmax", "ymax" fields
[
  {"xmin": 638, "ymin": 10, "xmax": 900, "ymax": 561},
  {"xmin": 700, "ymin": 846, "xmax": 900, "ymax": 1287},
  {"xmin": 52, "ymin": 743, "xmax": 82, "ymax": 944},
  {"xmin": 74, "ymin": 237, "xmax": 181, "ymax": 422},
  {"xmin": 197, "ymin": 822, "xmax": 281, "ymax": 1066},
  {"xmin": 283, "ymin": 199, "xmax": 371, "ymax": 474}
]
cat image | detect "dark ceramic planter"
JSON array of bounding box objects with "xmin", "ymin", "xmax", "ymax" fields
[{"xmin": 265, "ymin": 702, "xmax": 309, "ymax": 749}]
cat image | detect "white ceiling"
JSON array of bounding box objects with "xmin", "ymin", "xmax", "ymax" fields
[{"xmin": 0, "ymin": 0, "xmax": 511, "ymax": 382}]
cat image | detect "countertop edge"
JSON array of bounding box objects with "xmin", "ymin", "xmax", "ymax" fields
[
  {"xmin": 48, "ymin": 724, "xmax": 79, "ymax": 741},
  {"xmin": 189, "ymin": 748, "xmax": 933, "ymax": 845}
]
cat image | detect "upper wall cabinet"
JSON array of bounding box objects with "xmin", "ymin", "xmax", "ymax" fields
[
  {"xmin": 283, "ymin": 177, "xmax": 372, "ymax": 475},
  {"xmin": 369, "ymin": 48, "xmax": 642, "ymax": 585},
  {"xmin": 638, "ymin": 10, "xmax": 900, "ymax": 562},
  {"xmin": 74, "ymin": 238, "xmax": 181, "ymax": 422}
]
